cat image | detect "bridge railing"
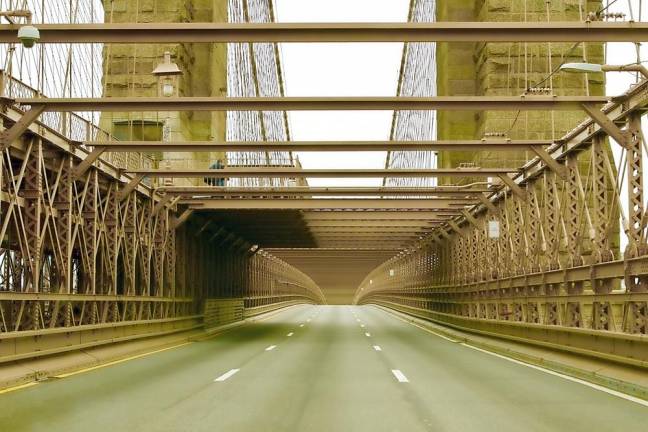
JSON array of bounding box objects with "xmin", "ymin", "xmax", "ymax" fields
[
  {"xmin": 1, "ymin": 71, "xmax": 153, "ymax": 172},
  {"xmin": 355, "ymin": 78, "xmax": 648, "ymax": 368}
]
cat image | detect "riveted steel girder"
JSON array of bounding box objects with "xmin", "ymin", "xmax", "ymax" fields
[
  {"xmin": 157, "ymin": 186, "xmax": 491, "ymax": 196},
  {"xmin": 14, "ymin": 96, "xmax": 609, "ymax": 112},
  {"xmin": 131, "ymin": 168, "xmax": 517, "ymax": 178},
  {"xmin": 87, "ymin": 140, "xmax": 552, "ymax": 152},
  {"xmin": 187, "ymin": 198, "xmax": 473, "ymax": 210},
  {"xmin": 0, "ymin": 22, "xmax": 646, "ymax": 43}
]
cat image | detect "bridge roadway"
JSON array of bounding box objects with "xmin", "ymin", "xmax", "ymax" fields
[{"xmin": 1, "ymin": 305, "xmax": 646, "ymax": 431}]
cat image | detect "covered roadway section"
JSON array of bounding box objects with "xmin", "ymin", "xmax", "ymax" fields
[{"xmin": 2, "ymin": 0, "xmax": 648, "ymax": 430}]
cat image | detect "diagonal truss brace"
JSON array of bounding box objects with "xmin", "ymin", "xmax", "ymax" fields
[
  {"xmin": 0, "ymin": 105, "xmax": 45, "ymax": 150},
  {"xmin": 581, "ymin": 103, "xmax": 629, "ymax": 148}
]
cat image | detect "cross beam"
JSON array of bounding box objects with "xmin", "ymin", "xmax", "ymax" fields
[
  {"xmin": 87, "ymin": 139, "xmax": 552, "ymax": 152},
  {"xmin": 157, "ymin": 186, "xmax": 492, "ymax": 196},
  {"xmin": 302, "ymin": 211, "xmax": 462, "ymax": 220},
  {"xmin": 0, "ymin": 22, "xmax": 646, "ymax": 43},
  {"xmin": 129, "ymin": 168, "xmax": 517, "ymax": 178},
  {"xmin": 14, "ymin": 96, "xmax": 609, "ymax": 112},
  {"xmin": 306, "ymin": 221, "xmax": 441, "ymax": 227},
  {"xmin": 185, "ymin": 198, "xmax": 473, "ymax": 210}
]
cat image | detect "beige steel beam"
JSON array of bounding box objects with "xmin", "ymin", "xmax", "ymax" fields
[
  {"xmin": 0, "ymin": 22, "xmax": 646, "ymax": 43},
  {"xmin": 186, "ymin": 198, "xmax": 472, "ymax": 210},
  {"xmin": 86, "ymin": 139, "xmax": 552, "ymax": 152},
  {"xmin": 314, "ymin": 233, "xmax": 423, "ymax": 238},
  {"xmin": 14, "ymin": 96, "xmax": 609, "ymax": 112},
  {"xmin": 306, "ymin": 221, "xmax": 440, "ymax": 227},
  {"xmin": 309, "ymin": 225, "xmax": 432, "ymax": 235},
  {"xmin": 158, "ymin": 186, "xmax": 491, "ymax": 196},
  {"xmin": 302, "ymin": 211, "xmax": 461, "ymax": 220},
  {"xmin": 130, "ymin": 168, "xmax": 517, "ymax": 178}
]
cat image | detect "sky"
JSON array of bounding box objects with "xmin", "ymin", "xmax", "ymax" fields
[
  {"xmin": 274, "ymin": 0, "xmax": 410, "ymax": 186},
  {"xmin": 273, "ymin": 0, "xmax": 646, "ymax": 256}
]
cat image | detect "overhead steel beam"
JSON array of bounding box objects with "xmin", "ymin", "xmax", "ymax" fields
[
  {"xmin": 0, "ymin": 22, "xmax": 646, "ymax": 43},
  {"xmin": 186, "ymin": 198, "xmax": 473, "ymax": 210},
  {"xmin": 14, "ymin": 96, "xmax": 609, "ymax": 112},
  {"xmin": 157, "ymin": 186, "xmax": 492, "ymax": 196},
  {"xmin": 306, "ymin": 220, "xmax": 440, "ymax": 227},
  {"xmin": 86, "ymin": 139, "xmax": 551, "ymax": 152},
  {"xmin": 311, "ymin": 226, "xmax": 433, "ymax": 232},
  {"xmin": 130, "ymin": 168, "xmax": 517, "ymax": 178},
  {"xmin": 302, "ymin": 211, "xmax": 461, "ymax": 220}
]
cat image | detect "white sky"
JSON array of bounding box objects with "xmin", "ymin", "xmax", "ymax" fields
[
  {"xmin": 274, "ymin": 0, "xmax": 645, "ymax": 256},
  {"xmin": 274, "ymin": 0, "xmax": 409, "ymax": 186}
]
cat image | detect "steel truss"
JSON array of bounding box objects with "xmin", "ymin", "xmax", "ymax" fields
[
  {"xmin": 356, "ymin": 77, "xmax": 648, "ymax": 363},
  {"xmin": 0, "ymin": 106, "xmax": 324, "ymax": 363}
]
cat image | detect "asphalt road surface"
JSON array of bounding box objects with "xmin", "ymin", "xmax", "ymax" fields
[{"xmin": 1, "ymin": 305, "xmax": 646, "ymax": 431}]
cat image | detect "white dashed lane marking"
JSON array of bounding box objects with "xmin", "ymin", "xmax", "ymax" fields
[
  {"xmin": 287, "ymin": 332, "xmax": 294, "ymax": 337},
  {"xmin": 265, "ymin": 345, "xmax": 277, "ymax": 351},
  {"xmin": 214, "ymin": 369, "xmax": 240, "ymax": 382},
  {"xmin": 391, "ymin": 370, "xmax": 409, "ymax": 383},
  {"xmin": 373, "ymin": 345, "xmax": 382, "ymax": 351}
]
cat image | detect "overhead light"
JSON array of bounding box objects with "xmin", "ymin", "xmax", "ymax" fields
[
  {"xmin": 152, "ymin": 51, "xmax": 182, "ymax": 76},
  {"xmin": 17, "ymin": 24, "xmax": 39, "ymax": 48},
  {"xmin": 153, "ymin": 51, "xmax": 182, "ymax": 97},
  {"xmin": 560, "ymin": 62, "xmax": 648, "ymax": 78},
  {"xmin": 560, "ymin": 62, "xmax": 603, "ymax": 73},
  {"xmin": 0, "ymin": 10, "xmax": 38, "ymax": 48}
]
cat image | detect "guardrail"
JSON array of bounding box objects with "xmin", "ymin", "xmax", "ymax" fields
[{"xmin": 362, "ymin": 298, "xmax": 648, "ymax": 368}]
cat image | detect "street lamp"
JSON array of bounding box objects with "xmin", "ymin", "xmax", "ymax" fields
[
  {"xmin": 0, "ymin": 10, "xmax": 39, "ymax": 48},
  {"xmin": 560, "ymin": 62, "xmax": 648, "ymax": 79},
  {"xmin": 152, "ymin": 51, "xmax": 182, "ymax": 97}
]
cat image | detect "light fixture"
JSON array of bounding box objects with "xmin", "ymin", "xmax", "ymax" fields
[
  {"xmin": 0, "ymin": 10, "xmax": 39, "ymax": 48},
  {"xmin": 559, "ymin": 62, "xmax": 603, "ymax": 74},
  {"xmin": 152, "ymin": 51, "xmax": 182, "ymax": 97},
  {"xmin": 162, "ymin": 83, "xmax": 175, "ymax": 97},
  {"xmin": 560, "ymin": 62, "xmax": 648, "ymax": 79}
]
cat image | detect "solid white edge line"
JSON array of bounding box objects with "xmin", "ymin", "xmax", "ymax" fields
[
  {"xmin": 391, "ymin": 369, "xmax": 409, "ymax": 383},
  {"xmin": 265, "ymin": 345, "xmax": 277, "ymax": 351},
  {"xmin": 385, "ymin": 308, "xmax": 648, "ymax": 407},
  {"xmin": 373, "ymin": 345, "xmax": 382, "ymax": 351},
  {"xmin": 460, "ymin": 343, "xmax": 648, "ymax": 408},
  {"xmin": 214, "ymin": 368, "xmax": 240, "ymax": 382},
  {"xmin": 365, "ymin": 332, "xmax": 371, "ymax": 337}
]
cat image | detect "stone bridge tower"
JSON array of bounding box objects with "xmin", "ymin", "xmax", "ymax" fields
[{"xmin": 100, "ymin": 0, "xmax": 228, "ymax": 177}]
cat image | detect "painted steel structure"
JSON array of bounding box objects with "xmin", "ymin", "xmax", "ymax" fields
[
  {"xmin": 1, "ymin": 4, "xmax": 648, "ymax": 371},
  {"xmin": 0, "ymin": 22, "xmax": 647, "ymax": 43}
]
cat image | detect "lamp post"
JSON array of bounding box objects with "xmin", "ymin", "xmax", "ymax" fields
[
  {"xmin": 152, "ymin": 52, "xmax": 182, "ymax": 186},
  {"xmin": 560, "ymin": 62, "xmax": 648, "ymax": 79},
  {"xmin": 152, "ymin": 51, "xmax": 183, "ymax": 97}
]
